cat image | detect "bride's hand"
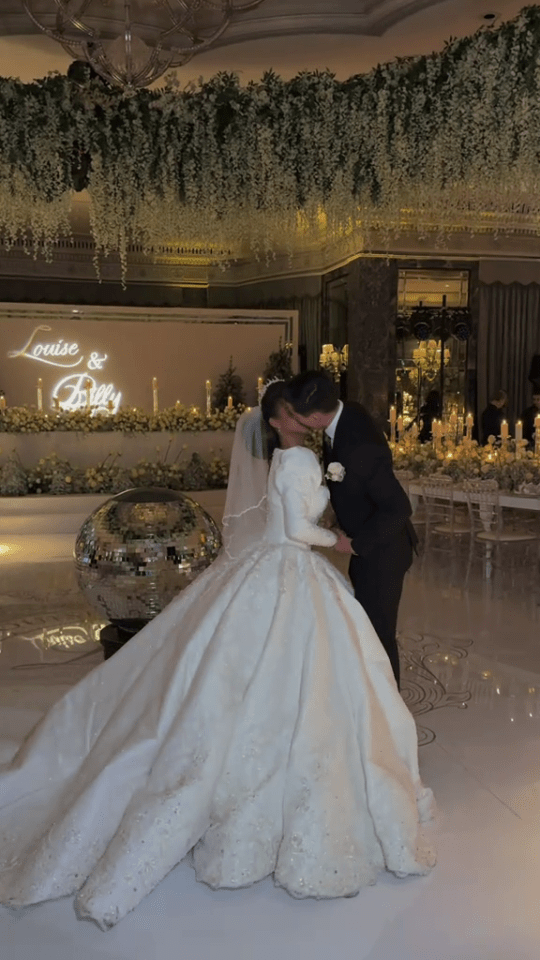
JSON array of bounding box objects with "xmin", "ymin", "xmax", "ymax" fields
[{"xmin": 333, "ymin": 531, "xmax": 355, "ymax": 555}]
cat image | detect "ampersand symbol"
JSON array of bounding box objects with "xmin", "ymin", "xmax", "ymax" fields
[{"xmin": 87, "ymin": 352, "xmax": 107, "ymax": 370}]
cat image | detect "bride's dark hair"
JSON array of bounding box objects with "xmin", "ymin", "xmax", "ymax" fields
[{"xmin": 260, "ymin": 380, "xmax": 287, "ymax": 461}]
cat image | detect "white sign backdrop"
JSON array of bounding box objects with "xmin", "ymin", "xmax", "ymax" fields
[{"xmin": 0, "ymin": 305, "xmax": 298, "ymax": 412}]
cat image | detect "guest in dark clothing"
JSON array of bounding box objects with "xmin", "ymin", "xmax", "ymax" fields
[
  {"xmin": 406, "ymin": 389, "xmax": 441, "ymax": 443},
  {"xmin": 480, "ymin": 390, "xmax": 507, "ymax": 445},
  {"xmin": 521, "ymin": 389, "xmax": 540, "ymax": 445}
]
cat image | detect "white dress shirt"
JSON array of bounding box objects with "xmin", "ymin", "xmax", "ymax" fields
[{"xmin": 325, "ymin": 400, "xmax": 344, "ymax": 448}]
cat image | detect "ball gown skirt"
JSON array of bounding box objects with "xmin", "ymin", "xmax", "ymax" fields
[{"xmin": 0, "ymin": 446, "xmax": 435, "ymax": 929}]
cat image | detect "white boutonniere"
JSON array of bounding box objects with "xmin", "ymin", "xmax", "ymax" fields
[{"xmin": 325, "ymin": 461, "xmax": 346, "ymax": 482}]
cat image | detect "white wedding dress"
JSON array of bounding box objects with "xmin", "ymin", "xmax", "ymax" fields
[{"xmin": 0, "ymin": 445, "xmax": 435, "ymax": 929}]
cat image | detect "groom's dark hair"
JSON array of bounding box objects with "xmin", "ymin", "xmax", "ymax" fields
[{"xmin": 285, "ymin": 371, "xmax": 340, "ymax": 414}]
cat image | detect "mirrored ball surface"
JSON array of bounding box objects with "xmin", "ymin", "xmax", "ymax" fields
[{"xmin": 74, "ymin": 487, "xmax": 222, "ymax": 623}]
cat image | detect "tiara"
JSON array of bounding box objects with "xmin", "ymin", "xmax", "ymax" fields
[{"xmin": 259, "ymin": 377, "xmax": 286, "ymax": 400}]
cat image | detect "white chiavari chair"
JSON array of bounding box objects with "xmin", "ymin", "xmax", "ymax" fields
[
  {"xmin": 420, "ymin": 476, "xmax": 470, "ymax": 560},
  {"xmin": 462, "ymin": 479, "xmax": 539, "ymax": 581}
]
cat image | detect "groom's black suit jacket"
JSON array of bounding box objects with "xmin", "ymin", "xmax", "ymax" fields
[{"xmin": 323, "ymin": 401, "xmax": 417, "ymax": 565}]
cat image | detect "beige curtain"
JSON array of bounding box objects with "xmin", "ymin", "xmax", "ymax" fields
[
  {"xmin": 478, "ymin": 282, "xmax": 540, "ymax": 425},
  {"xmin": 296, "ymin": 295, "xmax": 322, "ymax": 370}
]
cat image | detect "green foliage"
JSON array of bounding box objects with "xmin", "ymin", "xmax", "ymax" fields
[
  {"xmin": 212, "ymin": 357, "xmax": 246, "ymax": 411},
  {"xmin": 262, "ymin": 340, "xmax": 293, "ymax": 382},
  {"xmin": 183, "ymin": 452, "xmax": 210, "ymax": 490},
  {"xmin": 0, "ymin": 454, "xmax": 28, "ymax": 495}
]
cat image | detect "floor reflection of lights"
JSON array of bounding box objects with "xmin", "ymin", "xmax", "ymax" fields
[
  {"xmin": 0, "ymin": 612, "xmax": 105, "ymax": 693},
  {"xmin": 0, "ymin": 618, "xmax": 104, "ymax": 653}
]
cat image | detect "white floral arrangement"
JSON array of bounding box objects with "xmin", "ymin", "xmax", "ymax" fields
[
  {"xmin": 392, "ymin": 437, "xmax": 540, "ymax": 492},
  {"xmin": 0, "ymin": 8, "xmax": 539, "ymax": 281},
  {"xmin": 0, "ymin": 404, "xmax": 244, "ymax": 435},
  {"xmin": 0, "ymin": 450, "xmax": 230, "ymax": 496}
]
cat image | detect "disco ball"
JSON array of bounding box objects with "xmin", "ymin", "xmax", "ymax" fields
[{"xmin": 74, "ymin": 487, "xmax": 222, "ymax": 624}]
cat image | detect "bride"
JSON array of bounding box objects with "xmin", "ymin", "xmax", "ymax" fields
[{"xmin": 0, "ymin": 380, "xmax": 435, "ymax": 930}]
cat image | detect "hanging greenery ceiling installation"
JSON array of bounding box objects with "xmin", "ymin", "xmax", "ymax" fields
[{"xmin": 1, "ymin": 5, "xmax": 540, "ymax": 276}]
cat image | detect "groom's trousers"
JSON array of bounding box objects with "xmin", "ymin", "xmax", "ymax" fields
[{"xmin": 348, "ymin": 532, "xmax": 413, "ymax": 690}]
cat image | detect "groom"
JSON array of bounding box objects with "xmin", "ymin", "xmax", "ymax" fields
[{"xmin": 285, "ymin": 371, "xmax": 417, "ymax": 690}]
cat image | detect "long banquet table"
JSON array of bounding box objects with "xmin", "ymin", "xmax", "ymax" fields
[{"xmin": 407, "ymin": 481, "xmax": 540, "ymax": 512}]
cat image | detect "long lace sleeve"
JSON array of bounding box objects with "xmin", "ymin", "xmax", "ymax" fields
[{"xmin": 275, "ymin": 447, "xmax": 338, "ymax": 548}]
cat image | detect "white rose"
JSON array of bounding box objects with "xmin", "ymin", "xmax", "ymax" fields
[{"xmin": 325, "ymin": 462, "xmax": 346, "ymax": 482}]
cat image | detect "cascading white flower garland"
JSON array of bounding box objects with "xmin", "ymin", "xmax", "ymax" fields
[{"xmin": 1, "ymin": 7, "xmax": 540, "ymax": 280}]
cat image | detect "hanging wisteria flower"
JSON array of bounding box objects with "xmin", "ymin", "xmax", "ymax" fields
[{"xmin": 0, "ymin": 7, "xmax": 539, "ymax": 280}]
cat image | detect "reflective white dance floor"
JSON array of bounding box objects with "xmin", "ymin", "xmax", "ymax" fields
[{"xmin": 1, "ymin": 533, "xmax": 539, "ymax": 960}]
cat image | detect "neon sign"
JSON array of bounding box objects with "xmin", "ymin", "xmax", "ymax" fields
[
  {"xmin": 54, "ymin": 374, "xmax": 121, "ymax": 414},
  {"xmin": 8, "ymin": 324, "xmax": 122, "ymax": 414},
  {"xmin": 8, "ymin": 326, "xmax": 83, "ymax": 368}
]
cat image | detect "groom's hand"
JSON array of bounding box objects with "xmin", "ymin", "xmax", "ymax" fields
[{"xmin": 333, "ymin": 531, "xmax": 356, "ymax": 555}]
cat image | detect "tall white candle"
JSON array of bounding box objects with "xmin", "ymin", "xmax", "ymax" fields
[
  {"xmin": 465, "ymin": 412, "xmax": 473, "ymax": 441},
  {"xmin": 85, "ymin": 378, "xmax": 92, "ymax": 410},
  {"xmin": 515, "ymin": 420, "xmax": 523, "ymax": 457},
  {"xmin": 227, "ymin": 395, "xmax": 233, "ymax": 410},
  {"xmin": 206, "ymin": 380, "xmax": 212, "ymax": 416},
  {"xmin": 389, "ymin": 405, "xmax": 396, "ymax": 443},
  {"xmin": 257, "ymin": 377, "xmax": 264, "ymax": 404},
  {"xmin": 397, "ymin": 415, "xmax": 404, "ymax": 435},
  {"xmin": 152, "ymin": 377, "xmax": 159, "ymax": 415},
  {"xmin": 37, "ymin": 378, "xmax": 43, "ymax": 411},
  {"xmin": 500, "ymin": 419, "xmax": 509, "ymax": 441}
]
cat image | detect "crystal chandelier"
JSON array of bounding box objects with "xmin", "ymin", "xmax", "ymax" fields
[
  {"xmin": 21, "ymin": 0, "xmax": 267, "ymax": 92},
  {"xmin": 319, "ymin": 343, "xmax": 348, "ymax": 382},
  {"xmin": 412, "ymin": 339, "xmax": 450, "ymax": 382}
]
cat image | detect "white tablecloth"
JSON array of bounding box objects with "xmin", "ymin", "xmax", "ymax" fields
[{"xmin": 407, "ymin": 481, "xmax": 540, "ymax": 512}]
